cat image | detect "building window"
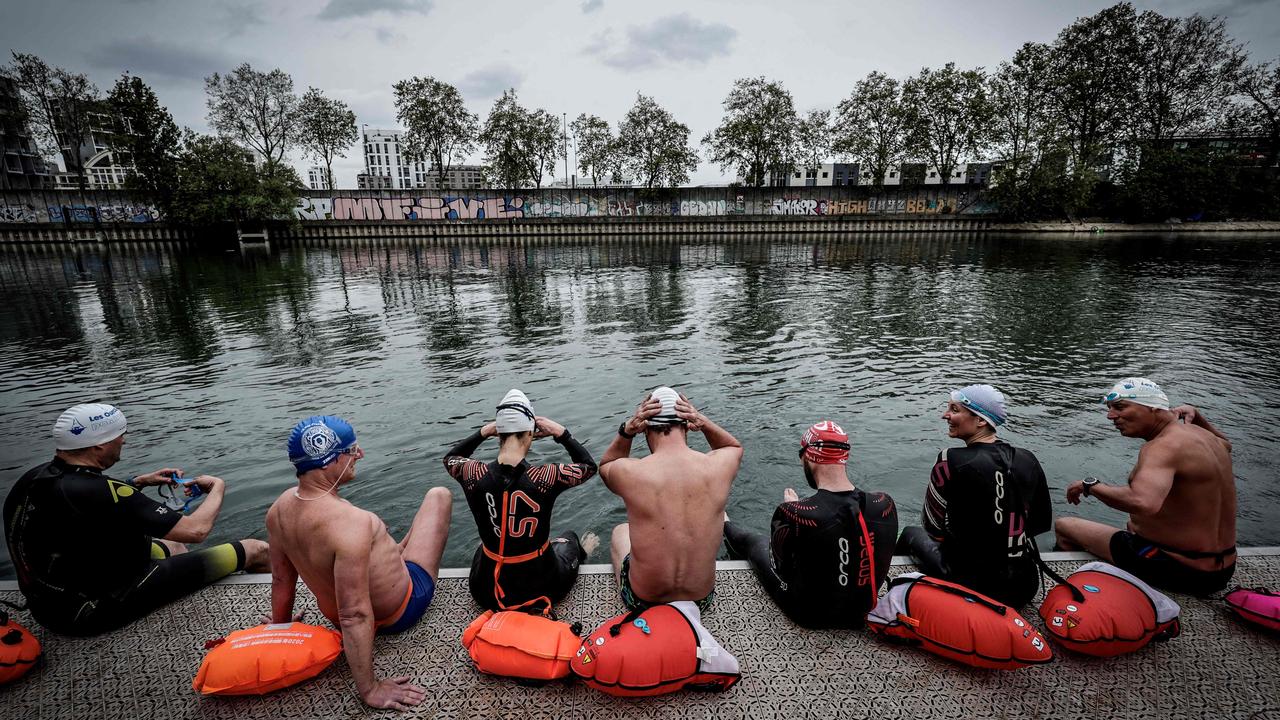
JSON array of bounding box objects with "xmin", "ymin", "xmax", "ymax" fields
[
  {"xmin": 793, "ymin": 172, "xmax": 801, "ymax": 178},
  {"xmin": 929, "ymin": 171, "xmax": 937, "ymax": 177},
  {"xmin": 889, "ymin": 171, "xmax": 897, "ymax": 178},
  {"xmin": 822, "ymin": 172, "xmax": 828, "ymax": 178}
]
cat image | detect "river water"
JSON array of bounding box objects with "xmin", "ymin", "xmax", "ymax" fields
[{"xmin": 1, "ymin": 233, "xmax": 1277, "ymax": 576}]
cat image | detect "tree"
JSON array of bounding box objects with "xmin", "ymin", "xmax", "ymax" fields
[
  {"xmin": 701, "ymin": 77, "xmax": 798, "ymax": 186},
  {"xmin": 1129, "ymin": 10, "xmax": 1243, "ymax": 145},
  {"xmin": 1236, "ymin": 59, "xmax": 1279, "ymax": 169},
  {"xmin": 7, "ymin": 52, "xmax": 100, "ymax": 189},
  {"xmin": 107, "ymin": 73, "xmax": 181, "ymax": 209},
  {"xmin": 204, "ymin": 63, "xmax": 300, "ymax": 168},
  {"xmin": 833, "ymin": 72, "xmax": 908, "ymax": 188},
  {"xmin": 392, "ymin": 77, "xmax": 477, "ymax": 189},
  {"xmin": 169, "ymin": 132, "xmax": 302, "ymax": 230},
  {"xmin": 901, "ymin": 62, "xmax": 991, "ymax": 185},
  {"xmin": 478, "ymin": 89, "xmax": 560, "ymax": 188},
  {"xmin": 988, "ymin": 43, "xmax": 1057, "ymax": 179},
  {"xmin": 1045, "ymin": 3, "xmax": 1142, "ymax": 178},
  {"xmin": 795, "ymin": 109, "xmax": 832, "ymax": 173},
  {"xmin": 615, "ymin": 94, "xmax": 698, "ymax": 189},
  {"xmin": 297, "ymin": 87, "xmax": 357, "ymax": 190},
  {"xmin": 570, "ymin": 113, "xmax": 615, "ymax": 186}
]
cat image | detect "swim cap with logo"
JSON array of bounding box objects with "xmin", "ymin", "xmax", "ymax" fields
[
  {"xmin": 1102, "ymin": 377, "xmax": 1169, "ymax": 411},
  {"xmin": 646, "ymin": 386, "xmax": 686, "ymax": 427},
  {"xmin": 800, "ymin": 420, "xmax": 850, "ymax": 465},
  {"xmin": 53, "ymin": 403, "xmax": 128, "ymax": 450},
  {"xmin": 287, "ymin": 416, "xmax": 357, "ymax": 475},
  {"xmin": 495, "ymin": 389, "xmax": 536, "ymax": 434},
  {"xmin": 950, "ymin": 385, "xmax": 1008, "ymax": 428}
]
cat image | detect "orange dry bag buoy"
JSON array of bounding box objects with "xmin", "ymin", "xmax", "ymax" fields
[
  {"xmin": 866, "ymin": 573, "xmax": 1053, "ymax": 670},
  {"xmin": 461, "ymin": 610, "xmax": 582, "ymax": 681},
  {"xmin": 0, "ymin": 609, "xmax": 41, "ymax": 685},
  {"xmin": 1038, "ymin": 561, "xmax": 1180, "ymax": 657},
  {"xmin": 192, "ymin": 622, "xmax": 343, "ymax": 696},
  {"xmin": 570, "ymin": 601, "xmax": 741, "ymax": 697}
]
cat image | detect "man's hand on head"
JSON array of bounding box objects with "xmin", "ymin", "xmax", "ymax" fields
[
  {"xmin": 480, "ymin": 421, "xmax": 498, "ymax": 438},
  {"xmin": 624, "ymin": 399, "xmax": 662, "ymax": 436},
  {"xmin": 675, "ymin": 395, "xmax": 706, "ymax": 432},
  {"xmin": 1171, "ymin": 404, "xmax": 1200, "ymax": 425}
]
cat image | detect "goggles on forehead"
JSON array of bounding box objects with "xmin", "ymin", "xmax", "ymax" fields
[
  {"xmin": 495, "ymin": 403, "xmax": 535, "ymax": 421},
  {"xmin": 799, "ymin": 440, "xmax": 851, "ymax": 458},
  {"xmin": 1101, "ymin": 391, "xmax": 1139, "ymax": 404}
]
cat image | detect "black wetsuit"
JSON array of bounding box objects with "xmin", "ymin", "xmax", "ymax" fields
[
  {"xmin": 444, "ymin": 430, "xmax": 597, "ymax": 611},
  {"xmin": 724, "ymin": 489, "xmax": 898, "ymax": 629},
  {"xmin": 3, "ymin": 458, "xmax": 247, "ymax": 636},
  {"xmin": 897, "ymin": 441, "xmax": 1051, "ymax": 607}
]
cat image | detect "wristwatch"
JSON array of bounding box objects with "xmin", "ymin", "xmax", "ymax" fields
[
  {"xmin": 617, "ymin": 422, "xmax": 635, "ymax": 439},
  {"xmin": 1082, "ymin": 477, "xmax": 1100, "ymax": 497}
]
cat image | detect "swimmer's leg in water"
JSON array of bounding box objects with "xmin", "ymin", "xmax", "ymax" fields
[
  {"xmin": 723, "ymin": 521, "xmax": 787, "ymax": 605},
  {"xmin": 549, "ymin": 530, "xmax": 587, "ymax": 600}
]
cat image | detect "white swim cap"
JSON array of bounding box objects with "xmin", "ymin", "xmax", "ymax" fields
[
  {"xmin": 646, "ymin": 386, "xmax": 685, "ymax": 427},
  {"xmin": 495, "ymin": 389, "xmax": 535, "ymax": 434},
  {"xmin": 53, "ymin": 403, "xmax": 128, "ymax": 450},
  {"xmin": 1102, "ymin": 377, "xmax": 1170, "ymax": 411}
]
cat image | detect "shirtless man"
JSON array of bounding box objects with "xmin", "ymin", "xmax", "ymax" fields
[
  {"xmin": 1055, "ymin": 378, "xmax": 1237, "ymax": 596},
  {"xmin": 266, "ymin": 416, "xmax": 452, "ymax": 711},
  {"xmin": 601, "ymin": 387, "xmax": 743, "ymax": 611}
]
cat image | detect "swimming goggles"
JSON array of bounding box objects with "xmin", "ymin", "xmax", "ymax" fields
[
  {"xmin": 1101, "ymin": 391, "xmax": 1139, "ymax": 404},
  {"xmin": 799, "ymin": 440, "xmax": 851, "ymax": 458},
  {"xmin": 950, "ymin": 390, "xmax": 1003, "ymax": 426},
  {"xmin": 159, "ymin": 473, "xmax": 204, "ymax": 514},
  {"xmin": 495, "ymin": 403, "xmax": 535, "ymax": 421}
]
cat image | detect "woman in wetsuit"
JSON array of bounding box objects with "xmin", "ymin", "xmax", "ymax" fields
[
  {"xmin": 443, "ymin": 389, "xmax": 597, "ymax": 611},
  {"xmin": 897, "ymin": 384, "xmax": 1052, "ymax": 607}
]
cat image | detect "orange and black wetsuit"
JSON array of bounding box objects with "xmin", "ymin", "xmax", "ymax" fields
[{"xmin": 444, "ymin": 429, "xmax": 596, "ymax": 611}]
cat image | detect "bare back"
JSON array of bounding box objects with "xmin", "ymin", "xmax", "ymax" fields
[
  {"xmin": 1129, "ymin": 423, "xmax": 1236, "ymax": 568},
  {"xmin": 266, "ymin": 490, "xmax": 410, "ymax": 625},
  {"xmin": 611, "ymin": 446, "xmax": 737, "ymax": 602}
]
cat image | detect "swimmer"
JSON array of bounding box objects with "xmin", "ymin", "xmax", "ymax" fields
[
  {"xmin": 443, "ymin": 389, "xmax": 598, "ymax": 612},
  {"xmin": 723, "ymin": 420, "xmax": 897, "ymax": 629},
  {"xmin": 266, "ymin": 416, "xmax": 452, "ymax": 711},
  {"xmin": 1055, "ymin": 378, "xmax": 1237, "ymax": 596},
  {"xmin": 601, "ymin": 387, "xmax": 743, "ymax": 612},
  {"xmin": 2, "ymin": 403, "xmax": 268, "ymax": 636},
  {"xmin": 896, "ymin": 385, "xmax": 1052, "ymax": 607}
]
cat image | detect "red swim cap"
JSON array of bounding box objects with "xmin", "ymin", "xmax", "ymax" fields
[{"xmin": 800, "ymin": 421, "xmax": 850, "ymax": 465}]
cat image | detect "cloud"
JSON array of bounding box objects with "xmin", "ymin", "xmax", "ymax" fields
[
  {"xmin": 457, "ymin": 64, "xmax": 525, "ymax": 101},
  {"xmin": 84, "ymin": 37, "xmax": 243, "ymax": 82},
  {"xmin": 581, "ymin": 0, "xmax": 603, "ymax": 13},
  {"xmin": 219, "ymin": 2, "xmax": 265, "ymax": 39},
  {"xmin": 585, "ymin": 13, "xmax": 736, "ymax": 70},
  {"xmin": 374, "ymin": 27, "xmax": 405, "ymax": 45},
  {"xmin": 317, "ymin": 0, "xmax": 433, "ymax": 20}
]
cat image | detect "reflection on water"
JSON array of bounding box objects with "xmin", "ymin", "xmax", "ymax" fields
[{"xmin": 2, "ymin": 233, "xmax": 1278, "ymax": 574}]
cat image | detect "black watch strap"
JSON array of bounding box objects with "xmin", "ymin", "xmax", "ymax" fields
[
  {"xmin": 618, "ymin": 422, "xmax": 635, "ymax": 439},
  {"xmin": 1082, "ymin": 477, "xmax": 1100, "ymax": 496}
]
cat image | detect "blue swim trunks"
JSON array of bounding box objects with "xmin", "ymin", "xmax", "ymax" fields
[{"xmin": 377, "ymin": 561, "xmax": 435, "ymax": 635}]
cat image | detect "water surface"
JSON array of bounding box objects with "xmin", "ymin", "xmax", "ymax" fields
[{"xmin": 1, "ymin": 233, "xmax": 1276, "ymax": 575}]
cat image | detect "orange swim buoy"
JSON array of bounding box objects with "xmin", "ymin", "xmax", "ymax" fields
[
  {"xmin": 866, "ymin": 573, "xmax": 1053, "ymax": 669},
  {"xmin": 192, "ymin": 622, "xmax": 343, "ymax": 696},
  {"xmin": 0, "ymin": 609, "xmax": 41, "ymax": 685},
  {"xmin": 1038, "ymin": 562, "xmax": 1180, "ymax": 657},
  {"xmin": 461, "ymin": 609, "xmax": 582, "ymax": 681},
  {"xmin": 570, "ymin": 601, "xmax": 741, "ymax": 697}
]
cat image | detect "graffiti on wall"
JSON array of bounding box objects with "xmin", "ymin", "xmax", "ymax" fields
[{"xmin": 0, "ymin": 204, "xmax": 40, "ymax": 223}]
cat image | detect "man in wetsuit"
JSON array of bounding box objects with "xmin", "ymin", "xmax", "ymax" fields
[
  {"xmin": 724, "ymin": 420, "xmax": 897, "ymax": 629},
  {"xmin": 1055, "ymin": 378, "xmax": 1236, "ymax": 596},
  {"xmin": 266, "ymin": 415, "xmax": 452, "ymax": 712},
  {"xmin": 3, "ymin": 403, "xmax": 268, "ymax": 636},
  {"xmin": 602, "ymin": 387, "xmax": 743, "ymax": 612},
  {"xmin": 443, "ymin": 389, "xmax": 597, "ymax": 611},
  {"xmin": 897, "ymin": 385, "xmax": 1052, "ymax": 607}
]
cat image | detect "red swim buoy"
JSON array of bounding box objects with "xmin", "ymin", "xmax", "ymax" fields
[
  {"xmin": 1038, "ymin": 562, "xmax": 1181, "ymax": 657},
  {"xmin": 0, "ymin": 610, "xmax": 41, "ymax": 685}
]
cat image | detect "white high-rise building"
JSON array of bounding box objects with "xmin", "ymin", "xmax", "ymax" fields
[
  {"xmin": 362, "ymin": 127, "xmax": 428, "ymax": 190},
  {"xmin": 307, "ymin": 166, "xmax": 330, "ymax": 190}
]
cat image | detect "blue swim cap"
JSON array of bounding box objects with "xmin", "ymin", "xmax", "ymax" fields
[{"xmin": 287, "ymin": 415, "xmax": 357, "ymax": 474}]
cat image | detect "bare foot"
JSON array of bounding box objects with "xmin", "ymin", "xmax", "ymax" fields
[{"xmin": 580, "ymin": 531, "xmax": 600, "ymax": 559}]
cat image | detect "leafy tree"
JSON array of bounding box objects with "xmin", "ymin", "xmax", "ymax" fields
[
  {"xmin": 615, "ymin": 94, "xmax": 698, "ymax": 189},
  {"xmin": 833, "ymin": 72, "xmax": 907, "ymax": 188},
  {"xmin": 479, "ymin": 89, "xmax": 560, "ymax": 188},
  {"xmin": 1045, "ymin": 2, "xmax": 1141, "ymax": 179},
  {"xmin": 107, "ymin": 73, "xmax": 181, "ymax": 210},
  {"xmin": 204, "ymin": 63, "xmax": 300, "ymax": 168},
  {"xmin": 1235, "ymin": 59, "xmax": 1279, "ymax": 170},
  {"xmin": 169, "ymin": 132, "xmax": 302, "ymax": 230},
  {"xmin": 901, "ymin": 62, "xmax": 991, "ymax": 184},
  {"xmin": 392, "ymin": 76, "xmax": 477, "ymax": 189},
  {"xmin": 988, "ymin": 43, "xmax": 1057, "ymax": 179},
  {"xmin": 570, "ymin": 113, "xmax": 615, "ymax": 186},
  {"xmin": 297, "ymin": 87, "xmax": 356, "ymax": 190},
  {"xmin": 7, "ymin": 52, "xmax": 100, "ymax": 189},
  {"xmin": 701, "ymin": 77, "xmax": 798, "ymax": 186},
  {"xmin": 795, "ymin": 109, "xmax": 832, "ymax": 173}
]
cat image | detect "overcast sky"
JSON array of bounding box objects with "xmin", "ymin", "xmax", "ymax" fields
[{"xmin": 4, "ymin": 0, "xmax": 1277, "ymax": 187}]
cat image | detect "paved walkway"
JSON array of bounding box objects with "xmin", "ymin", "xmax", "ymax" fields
[{"xmin": 3, "ymin": 552, "xmax": 1278, "ymax": 719}]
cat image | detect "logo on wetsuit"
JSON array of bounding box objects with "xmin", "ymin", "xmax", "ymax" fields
[
  {"xmin": 837, "ymin": 537, "xmax": 872, "ymax": 589},
  {"xmin": 485, "ymin": 492, "xmax": 501, "ymax": 538},
  {"xmin": 994, "ymin": 470, "xmax": 1029, "ymax": 559}
]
